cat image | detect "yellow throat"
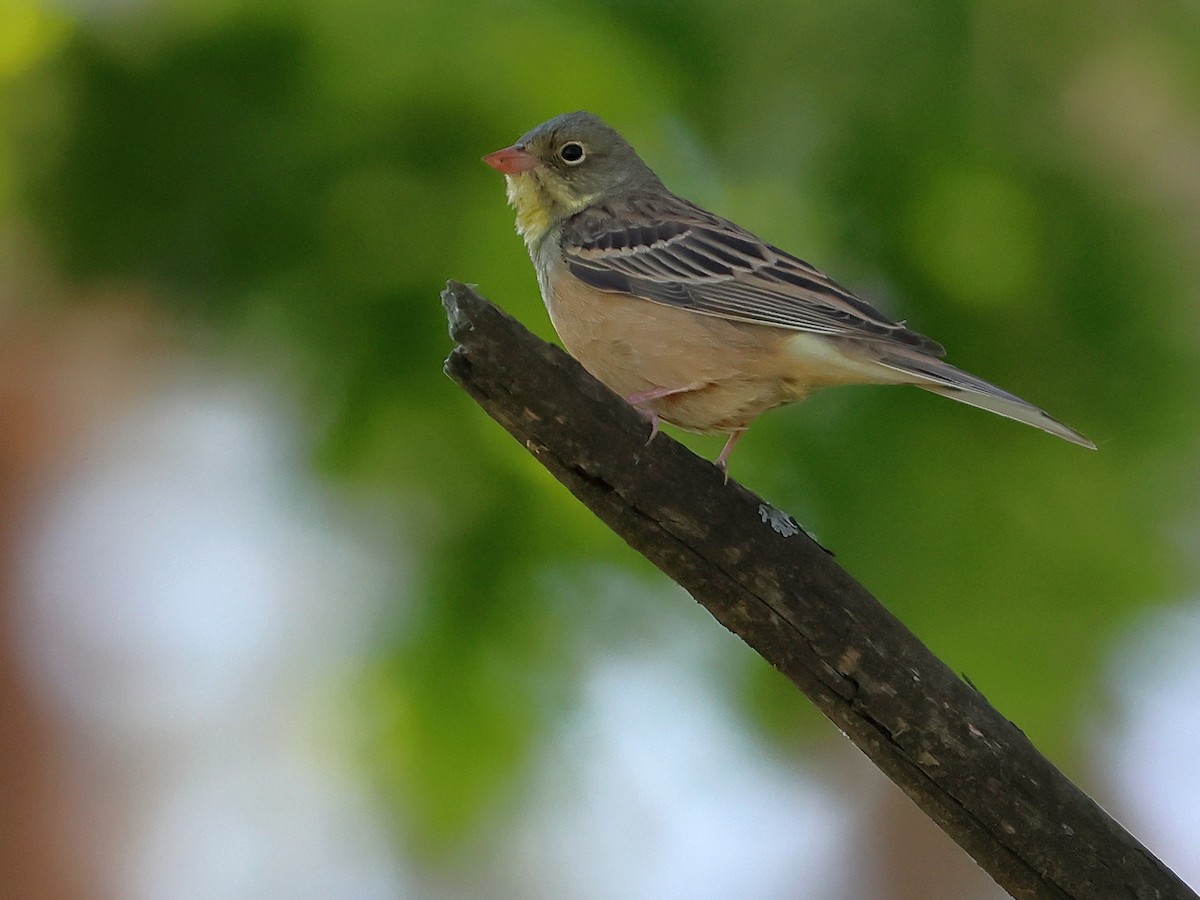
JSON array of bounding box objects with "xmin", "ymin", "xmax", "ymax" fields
[{"xmin": 505, "ymin": 170, "xmax": 597, "ymax": 248}]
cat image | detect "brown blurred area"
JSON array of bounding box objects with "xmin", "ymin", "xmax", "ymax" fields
[{"xmin": 0, "ymin": 280, "xmax": 165, "ymax": 900}]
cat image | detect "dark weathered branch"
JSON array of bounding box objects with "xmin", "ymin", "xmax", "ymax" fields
[{"xmin": 441, "ymin": 280, "xmax": 1193, "ymax": 900}]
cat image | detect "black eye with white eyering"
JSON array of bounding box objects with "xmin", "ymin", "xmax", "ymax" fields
[{"xmin": 559, "ymin": 142, "xmax": 586, "ymax": 164}]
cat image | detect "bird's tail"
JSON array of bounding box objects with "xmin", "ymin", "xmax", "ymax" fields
[{"xmin": 872, "ymin": 349, "xmax": 1096, "ymax": 449}]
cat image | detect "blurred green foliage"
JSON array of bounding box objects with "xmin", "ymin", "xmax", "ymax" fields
[{"xmin": 3, "ymin": 0, "xmax": 1199, "ymax": 855}]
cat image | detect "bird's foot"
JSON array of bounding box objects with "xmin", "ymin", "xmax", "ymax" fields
[
  {"xmin": 636, "ymin": 407, "xmax": 660, "ymax": 445},
  {"xmin": 714, "ymin": 431, "xmax": 746, "ymax": 482},
  {"xmin": 625, "ymin": 386, "xmax": 695, "ymax": 446}
]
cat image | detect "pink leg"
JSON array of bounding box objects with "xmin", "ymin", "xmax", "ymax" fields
[
  {"xmin": 714, "ymin": 430, "xmax": 746, "ymax": 480},
  {"xmin": 626, "ymin": 385, "xmax": 697, "ymax": 406}
]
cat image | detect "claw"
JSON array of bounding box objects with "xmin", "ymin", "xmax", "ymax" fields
[
  {"xmin": 715, "ymin": 457, "xmax": 730, "ymax": 484},
  {"xmin": 625, "ymin": 384, "xmax": 717, "ymax": 453},
  {"xmin": 637, "ymin": 408, "xmax": 660, "ymax": 445},
  {"xmin": 626, "ymin": 386, "xmax": 689, "ymax": 446}
]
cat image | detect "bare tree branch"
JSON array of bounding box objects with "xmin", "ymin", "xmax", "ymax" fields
[{"xmin": 441, "ymin": 280, "xmax": 1193, "ymax": 900}]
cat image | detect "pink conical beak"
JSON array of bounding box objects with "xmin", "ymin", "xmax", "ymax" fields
[{"xmin": 483, "ymin": 145, "xmax": 540, "ymax": 174}]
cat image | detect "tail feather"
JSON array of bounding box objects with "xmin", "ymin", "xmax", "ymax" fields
[{"xmin": 874, "ymin": 351, "xmax": 1096, "ymax": 450}]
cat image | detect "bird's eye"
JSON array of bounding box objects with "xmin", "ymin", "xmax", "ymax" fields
[{"xmin": 559, "ymin": 142, "xmax": 586, "ymax": 164}]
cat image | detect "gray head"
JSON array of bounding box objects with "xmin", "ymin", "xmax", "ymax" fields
[
  {"xmin": 484, "ymin": 112, "xmax": 663, "ymax": 227},
  {"xmin": 510, "ymin": 111, "xmax": 660, "ymax": 196}
]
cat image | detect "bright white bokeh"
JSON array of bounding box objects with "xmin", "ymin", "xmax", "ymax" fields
[
  {"xmin": 14, "ymin": 372, "xmax": 409, "ymax": 900},
  {"xmin": 1095, "ymin": 601, "xmax": 1200, "ymax": 890}
]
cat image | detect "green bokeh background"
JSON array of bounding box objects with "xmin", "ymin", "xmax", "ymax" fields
[{"xmin": 3, "ymin": 0, "xmax": 1198, "ymax": 863}]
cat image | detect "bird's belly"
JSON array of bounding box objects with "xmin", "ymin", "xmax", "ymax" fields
[{"xmin": 544, "ymin": 273, "xmax": 852, "ymax": 433}]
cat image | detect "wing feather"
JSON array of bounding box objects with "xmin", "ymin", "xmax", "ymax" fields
[{"xmin": 562, "ymin": 194, "xmax": 945, "ymax": 357}]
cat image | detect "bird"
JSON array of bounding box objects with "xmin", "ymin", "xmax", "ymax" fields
[{"xmin": 483, "ymin": 111, "xmax": 1095, "ymax": 473}]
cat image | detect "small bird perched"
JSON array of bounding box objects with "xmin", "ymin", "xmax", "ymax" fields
[{"xmin": 484, "ymin": 111, "xmax": 1094, "ymax": 471}]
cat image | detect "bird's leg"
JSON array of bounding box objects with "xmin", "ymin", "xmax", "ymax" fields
[
  {"xmin": 626, "ymin": 385, "xmax": 695, "ymax": 405},
  {"xmin": 714, "ymin": 430, "xmax": 747, "ymax": 481},
  {"xmin": 625, "ymin": 385, "xmax": 700, "ymax": 445}
]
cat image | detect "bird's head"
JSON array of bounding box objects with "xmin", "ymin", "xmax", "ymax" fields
[{"xmin": 484, "ymin": 111, "xmax": 660, "ymax": 246}]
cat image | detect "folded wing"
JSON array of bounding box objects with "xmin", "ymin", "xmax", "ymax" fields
[{"xmin": 561, "ymin": 194, "xmax": 945, "ymax": 356}]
